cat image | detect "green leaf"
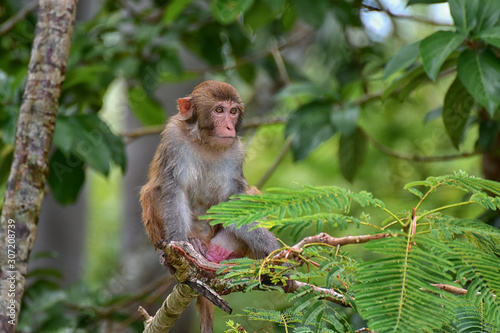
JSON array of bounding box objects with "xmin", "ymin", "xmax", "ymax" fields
[
  {"xmin": 53, "ymin": 116, "xmax": 110, "ymax": 175},
  {"xmin": 475, "ymin": 0, "xmax": 500, "ymax": 33},
  {"xmin": 127, "ymin": 85, "xmax": 166, "ymax": 126},
  {"xmin": 383, "ymin": 64, "xmax": 427, "ymax": 101},
  {"xmin": 64, "ymin": 65, "xmax": 110, "ymax": 89},
  {"xmin": 330, "ymin": 104, "xmax": 360, "ymax": 136},
  {"xmin": 53, "ymin": 115, "xmax": 126, "ymax": 175},
  {"xmin": 244, "ymin": 0, "xmax": 282, "ymax": 31},
  {"xmin": 449, "ymin": 0, "xmax": 479, "ymax": 35},
  {"xmin": 290, "ymin": 0, "xmax": 329, "ymax": 28},
  {"xmin": 236, "ymin": 63, "xmax": 256, "ymax": 84},
  {"xmin": 276, "ymin": 82, "xmax": 333, "ymax": 103},
  {"xmin": 458, "ymin": 50, "xmax": 500, "ymax": 117},
  {"xmin": 211, "ymin": 0, "xmax": 254, "ymax": 24},
  {"xmin": 163, "ymin": 0, "xmax": 194, "ymax": 25},
  {"xmin": 478, "ymin": 26, "xmax": 500, "ymax": 48},
  {"xmin": 419, "ymin": 31, "xmax": 465, "ymax": 81},
  {"xmin": 385, "ymin": 41, "xmax": 420, "ymax": 79},
  {"xmin": 48, "ymin": 150, "xmax": 85, "ymax": 205},
  {"xmin": 285, "ymin": 101, "xmax": 336, "ymax": 161},
  {"xmin": 182, "ymin": 23, "xmax": 225, "ymax": 66},
  {"xmin": 339, "ymin": 127, "xmax": 367, "ymax": 182},
  {"xmin": 443, "ymin": 77, "xmax": 474, "ymax": 148}
]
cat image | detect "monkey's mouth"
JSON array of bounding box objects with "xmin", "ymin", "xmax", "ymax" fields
[{"xmin": 214, "ymin": 136, "xmax": 236, "ymax": 146}]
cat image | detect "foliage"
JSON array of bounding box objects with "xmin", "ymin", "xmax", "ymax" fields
[
  {"xmin": 204, "ymin": 172, "xmax": 500, "ymax": 332},
  {"xmin": 2, "ymin": 0, "xmax": 498, "ymax": 208},
  {"xmin": 18, "ymin": 254, "xmax": 144, "ymax": 333},
  {"xmin": 1, "ymin": 0, "xmax": 500, "ymax": 332}
]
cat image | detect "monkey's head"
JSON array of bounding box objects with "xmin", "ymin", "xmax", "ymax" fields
[{"xmin": 177, "ymin": 81, "xmax": 245, "ymax": 149}]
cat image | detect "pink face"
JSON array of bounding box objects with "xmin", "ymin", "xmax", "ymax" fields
[{"xmin": 210, "ymin": 101, "xmax": 241, "ymax": 147}]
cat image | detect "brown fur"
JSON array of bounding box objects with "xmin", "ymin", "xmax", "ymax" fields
[{"xmin": 140, "ymin": 81, "xmax": 280, "ymax": 333}]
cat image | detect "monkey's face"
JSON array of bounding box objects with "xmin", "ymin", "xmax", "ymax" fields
[{"xmin": 199, "ymin": 101, "xmax": 243, "ymax": 149}]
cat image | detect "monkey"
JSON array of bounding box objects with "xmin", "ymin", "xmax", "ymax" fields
[{"xmin": 140, "ymin": 80, "xmax": 280, "ymax": 333}]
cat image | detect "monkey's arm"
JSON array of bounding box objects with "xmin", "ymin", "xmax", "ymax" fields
[
  {"xmin": 140, "ymin": 178, "xmax": 190, "ymax": 247},
  {"xmin": 227, "ymin": 224, "xmax": 280, "ymax": 259}
]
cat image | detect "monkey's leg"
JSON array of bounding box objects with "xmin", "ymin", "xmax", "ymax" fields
[{"xmin": 197, "ymin": 295, "xmax": 214, "ymax": 333}]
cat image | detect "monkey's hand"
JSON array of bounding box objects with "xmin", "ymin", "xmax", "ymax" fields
[
  {"xmin": 162, "ymin": 241, "xmax": 222, "ymax": 274},
  {"xmin": 159, "ymin": 241, "xmax": 233, "ymax": 313}
]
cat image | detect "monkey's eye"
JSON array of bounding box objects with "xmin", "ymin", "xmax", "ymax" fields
[
  {"xmin": 230, "ymin": 108, "xmax": 237, "ymax": 114},
  {"xmin": 215, "ymin": 106, "xmax": 223, "ymax": 113}
]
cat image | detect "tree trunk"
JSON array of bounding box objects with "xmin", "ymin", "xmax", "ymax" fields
[{"xmin": 0, "ymin": 1, "xmax": 78, "ymax": 331}]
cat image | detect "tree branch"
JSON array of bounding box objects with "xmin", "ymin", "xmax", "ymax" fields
[
  {"xmin": 274, "ymin": 232, "xmax": 392, "ymax": 261},
  {"xmin": 256, "ymin": 135, "xmax": 294, "ymax": 188},
  {"xmin": 121, "ymin": 115, "xmax": 289, "ymax": 141},
  {"xmin": 361, "ymin": 128, "xmax": 480, "ymax": 162},
  {"xmin": 0, "ymin": 1, "xmax": 39, "ymax": 36},
  {"xmin": 0, "ymin": 1, "xmax": 78, "ymax": 330}
]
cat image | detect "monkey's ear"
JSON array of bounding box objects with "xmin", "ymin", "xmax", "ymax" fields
[{"xmin": 177, "ymin": 97, "xmax": 193, "ymax": 118}]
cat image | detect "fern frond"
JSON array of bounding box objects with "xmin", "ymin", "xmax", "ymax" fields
[
  {"xmin": 353, "ymin": 234, "xmax": 458, "ymax": 333},
  {"xmin": 200, "ymin": 186, "xmax": 384, "ymax": 232},
  {"xmin": 450, "ymin": 239, "xmax": 500, "ymax": 298},
  {"xmin": 405, "ymin": 171, "xmax": 500, "ymax": 210},
  {"xmin": 243, "ymin": 307, "xmax": 302, "ymax": 327},
  {"xmin": 272, "ymin": 213, "xmax": 363, "ymax": 241},
  {"xmin": 430, "ymin": 216, "xmax": 500, "ymax": 255},
  {"xmin": 450, "ymin": 300, "xmax": 498, "ymax": 333}
]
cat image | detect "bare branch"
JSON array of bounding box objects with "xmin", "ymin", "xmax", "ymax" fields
[
  {"xmin": 0, "ymin": 1, "xmax": 38, "ymax": 36},
  {"xmin": 360, "ymin": 127, "xmax": 480, "ymax": 162},
  {"xmin": 362, "ymin": 4, "xmax": 453, "ymax": 27},
  {"xmin": 285, "ymin": 280, "xmax": 351, "ymax": 307},
  {"xmin": 274, "ymin": 232, "xmax": 392, "ymax": 261},
  {"xmin": 256, "ymin": 135, "xmax": 294, "ymax": 188},
  {"xmin": 121, "ymin": 115, "xmax": 289, "ymax": 141}
]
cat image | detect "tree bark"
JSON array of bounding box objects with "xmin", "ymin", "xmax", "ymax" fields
[{"xmin": 0, "ymin": 1, "xmax": 78, "ymax": 331}]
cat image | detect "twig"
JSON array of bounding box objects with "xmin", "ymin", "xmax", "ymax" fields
[
  {"xmin": 430, "ymin": 283, "xmax": 497, "ymax": 298},
  {"xmin": 271, "ymin": 39, "xmax": 290, "ymax": 85},
  {"xmin": 431, "ymin": 283, "xmax": 467, "ymax": 295},
  {"xmin": 0, "ymin": 0, "xmax": 39, "ymax": 36},
  {"xmin": 274, "ymin": 232, "xmax": 392, "ymax": 261},
  {"xmin": 256, "ymin": 135, "xmax": 294, "ymax": 188},
  {"xmin": 121, "ymin": 125, "xmax": 163, "ymax": 141},
  {"xmin": 120, "ymin": 115, "xmax": 289, "ymax": 141},
  {"xmin": 285, "ymin": 280, "xmax": 351, "ymax": 307},
  {"xmin": 362, "ymin": 4, "xmax": 453, "ymax": 27},
  {"xmin": 361, "ymin": 127, "xmax": 480, "ymax": 162},
  {"xmin": 188, "ymin": 25, "xmax": 314, "ymax": 73}
]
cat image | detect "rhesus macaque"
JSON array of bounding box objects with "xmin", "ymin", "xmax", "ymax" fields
[{"xmin": 140, "ymin": 80, "xmax": 280, "ymax": 333}]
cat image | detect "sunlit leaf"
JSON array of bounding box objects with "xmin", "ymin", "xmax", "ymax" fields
[
  {"xmin": 385, "ymin": 41, "xmax": 420, "ymax": 79},
  {"xmin": 449, "ymin": 0, "xmax": 479, "ymax": 34},
  {"xmin": 478, "ymin": 26, "xmax": 500, "ymax": 48},
  {"xmin": 419, "ymin": 31, "xmax": 465, "ymax": 81},
  {"xmin": 458, "ymin": 50, "xmax": 500, "ymax": 117}
]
